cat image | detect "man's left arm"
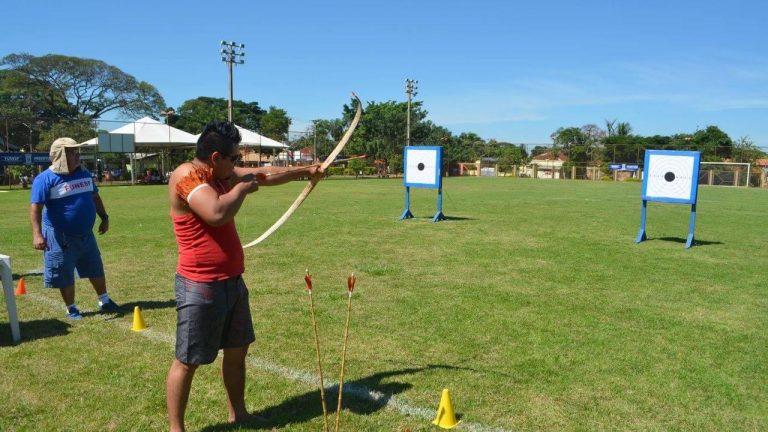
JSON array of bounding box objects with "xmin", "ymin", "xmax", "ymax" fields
[
  {"xmin": 232, "ymin": 165, "xmax": 321, "ymax": 187},
  {"xmin": 92, "ymin": 192, "xmax": 109, "ymax": 234}
]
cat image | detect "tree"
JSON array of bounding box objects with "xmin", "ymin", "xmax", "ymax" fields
[
  {"xmin": 260, "ymin": 107, "xmax": 291, "ymax": 142},
  {"xmin": 692, "ymin": 125, "xmax": 733, "ymax": 160},
  {"xmin": 174, "ymin": 97, "xmax": 265, "ymax": 134},
  {"xmin": 423, "ymin": 123, "xmax": 458, "ymax": 170},
  {"xmin": 344, "ymin": 98, "xmax": 427, "ymax": 164},
  {"xmin": 732, "ymin": 136, "xmax": 766, "ymax": 163},
  {"xmin": 550, "ymin": 124, "xmax": 605, "ymax": 163},
  {"xmin": 604, "ymin": 134, "xmax": 642, "ymax": 163},
  {"xmin": 0, "ymin": 69, "xmax": 74, "ymax": 149},
  {"xmin": 2, "ymin": 53, "xmax": 165, "ymax": 120},
  {"xmin": 37, "ymin": 115, "xmax": 97, "ymax": 151},
  {"xmin": 497, "ymin": 143, "xmax": 527, "ymax": 172},
  {"xmin": 616, "ymin": 122, "xmax": 632, "ymax": 137},
  {"xmin": 455, "ymin": 132, "xmax": 485, "ymax": 161},
  {"xmin": 300, "ymin": 118, "xmax": 346, "ymax": 159}
]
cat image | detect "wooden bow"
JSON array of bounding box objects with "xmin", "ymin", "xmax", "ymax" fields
[{"xmin": 242, "ymin": 93, "xmax": 363, "ymax": 249}]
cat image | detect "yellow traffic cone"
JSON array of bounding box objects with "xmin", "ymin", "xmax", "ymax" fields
[
  {"xmin": 15, "ymin": 278, "xmax": 26, "ymax": 295},
  {"xmin": 131, "ymin": 306, "xmax": 147, "ymax": 331},
  {"xmin": 432, "ymin": 388, "xmax": 460, "ymax": 429}
]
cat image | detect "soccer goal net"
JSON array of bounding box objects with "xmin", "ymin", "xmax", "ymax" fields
[{"xmin": 698, "ymin": 162, "xmax": 751, "ymax": 187}]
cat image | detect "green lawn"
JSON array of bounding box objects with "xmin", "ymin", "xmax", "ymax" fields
[{"xmin": 1, "ymin": 177, "xmax": 766, "ymax": 431}]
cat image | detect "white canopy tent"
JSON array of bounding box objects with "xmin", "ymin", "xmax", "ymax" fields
[
  {"xmin": 80, "ymin": 117, "xmax": 198, "ymax": 183},
  {"xmin": 233, "ymin": 125, "xmax": 289, "ymax": 150},
  {"xmin": 81, "ymin": 116, "xmax": 198, "ymax": 148},
  {"xmin": 83, "ymin": 120, "xmax": 287, "ymax": 150}
]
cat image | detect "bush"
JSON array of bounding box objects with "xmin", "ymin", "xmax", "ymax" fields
[
  {"xmin": 348, "ymin": 159, "xmax": 365, "ymax": 172},
  {"xmin": 327, "ymin": 167, "xmax": 344, "ymax": 176}
]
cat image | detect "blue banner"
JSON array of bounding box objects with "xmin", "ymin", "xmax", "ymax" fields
[
  {"xmin": 609, "ymin": 163, "xmax": 640, "ymax": 172},
  {"xmin": 0, "ymin": 152, "xmax": 50, "ymax": 166}
]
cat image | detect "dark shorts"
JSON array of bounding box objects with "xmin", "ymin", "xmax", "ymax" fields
[
  {"xmin": 43, "ymin": 226, "xmax": 105, "ymax": 288},
  {"xmin": 174, "ymin": 273, "xmax": 256, "ymax": 365}
]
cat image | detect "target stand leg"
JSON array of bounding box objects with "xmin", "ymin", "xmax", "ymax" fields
[
  {"xmin": 685, "ymin": 204, "xmax": 697, "ymax": 249},
  {"xmin": 635, "ymin": 200, "xmax": 648, "ymax": 244},
  {"xmin": 400, "ymin": 187, "xmax": 414, "ymax": 220},
  {"xmin": 432, "ymin": 188, "xmax": 446, "ymax": 222}
]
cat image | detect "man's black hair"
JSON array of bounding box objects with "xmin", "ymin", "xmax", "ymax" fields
[{"xmin": 196, "ymin": 121, "xmax": 242, "ymax": 160}]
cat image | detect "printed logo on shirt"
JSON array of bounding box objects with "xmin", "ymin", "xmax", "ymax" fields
[{"xmin": 49, "ymin": 177, "xmax": 94, "ymax": 200}]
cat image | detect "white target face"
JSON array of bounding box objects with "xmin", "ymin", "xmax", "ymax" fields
[
  {"xmin": 642, "ymin": 151, "xmax": 700, "ymax": 203},
  {"xmin": 404, "ymin": 147, "xmax": 441, "ymax": 188}
]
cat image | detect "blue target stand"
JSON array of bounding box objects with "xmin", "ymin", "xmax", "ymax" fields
[
  {"xmin": 636, "ymin": 150, "xmax": 701, "ymax": 249},
  {"xmin": 400, "ymin": 146, "xmax": 446, "ymax": 222}
]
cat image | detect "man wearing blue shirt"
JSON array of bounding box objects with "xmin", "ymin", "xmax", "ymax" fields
[{"xmin": 30, "ymin": 137, "xmax": 122, "ymax": 320}]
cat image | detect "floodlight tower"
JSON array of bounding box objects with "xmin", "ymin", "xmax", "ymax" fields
[
  {"xmin": 405, "ymin": 79, "xmax": 418, "ymax": 146},
  {"xmin": 221, "ymin": 40, "xmax": 246, "ymax": 122},
  {"xmin": 160, "ymin": 108, "xmax": 176, "ymax": 125}
]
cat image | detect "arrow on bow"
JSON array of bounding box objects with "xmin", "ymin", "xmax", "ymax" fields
[
  {"xmin": 242, "ymin": 92, "xmax": 363, "ymax": 249},
  {"xmin": 251, "ymin": 155, "xmax": 367, "ymax": 180}
]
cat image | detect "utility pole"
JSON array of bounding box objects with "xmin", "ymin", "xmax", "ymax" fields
[
  {"xmin": 405, "ymin": 79, "xmax": 418, "ymax": 146},
  {"xmin": 220, "ymin": 41, "xmax": 245, "ymax": 123},
  {"xmin": 313, "ymin": 120, "xmax": 319, "ymax": 164}
]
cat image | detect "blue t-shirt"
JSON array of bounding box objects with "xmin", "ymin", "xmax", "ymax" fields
[{"xmin": 30, "ymin": 167, "xmax": 100, "ymax": 236}]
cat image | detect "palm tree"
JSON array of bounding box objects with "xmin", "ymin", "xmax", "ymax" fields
[{"xmin": 616, "ymin": 122, "xmax": 632, "ymax": 136}]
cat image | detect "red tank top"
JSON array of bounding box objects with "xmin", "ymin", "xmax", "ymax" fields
[{"xmin": 172, "ymin": 180, "xmax": 245, "ymax": 281}]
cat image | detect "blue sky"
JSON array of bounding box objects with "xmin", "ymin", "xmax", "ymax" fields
[{"xmin": 3, "ymin": 0, "xmax": 767, "ymax": 148}]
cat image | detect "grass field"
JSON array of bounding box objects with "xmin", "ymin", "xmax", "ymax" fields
[{"xmin": 1, "ymin": 177, "xmax": 766, "ymax": 431}]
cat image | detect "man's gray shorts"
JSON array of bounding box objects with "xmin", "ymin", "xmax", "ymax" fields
[{"xmin": 174, "ymin": 273, "xmax": 256, "ymax": 365}]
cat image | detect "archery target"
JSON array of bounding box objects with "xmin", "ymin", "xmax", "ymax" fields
[
  {"xmin": 642, "ymin": 150, "xmax": 701, "ymax": 204},
  {"xmin": 404, "ymin": 146, "xmax": 442, "ymax": 188}
]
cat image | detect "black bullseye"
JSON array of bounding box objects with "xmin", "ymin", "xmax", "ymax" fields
[
  {"xmin": 664, "ymin": 172, "xmax": 675, "ymax": 182},
  {"xmin": 417, "ymin": 163, "xmax": 425, "ymax": 171}
]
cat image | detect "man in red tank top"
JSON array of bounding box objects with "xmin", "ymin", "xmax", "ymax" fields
[{"xmin": 166, "ymin": 121, "xmax": 321, "ymax": 431}]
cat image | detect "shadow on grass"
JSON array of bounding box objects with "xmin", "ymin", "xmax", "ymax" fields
[
  {"xmin": 12, "ymin": 270, "xmax": 43, "ymax": 280},
  {"xmin": 442, "ymin": 215, "xmax": 473, "ymax": 221},
  {"xmin": 199, "ymin": 364, "xmax": 460, "ymax": 431},
  {"xmin": 654, "ymin": 237, "xmax": 723, "ymax": 246},
  {"xmin": 122, "ymin": 299, "xmax": 176, "ymax": 311},
  {"xmin": 404, "ymin": 215, "xmax": 474, "ymax": 221},
  {"xmin": 72, "ymin": 300, "xmax": 175, "ymax": 321},
  {"xmin": 0, "ymin": 318, "xmax": 70, "ymax": 346}
]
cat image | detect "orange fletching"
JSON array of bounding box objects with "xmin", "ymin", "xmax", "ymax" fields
[
  {"xmin": 304, "ymin": 270, "xmax": 312, "ymax": 290},
  {"xmin": 347, "ymin": 273, "xmax": 356, "ymax": 293}
]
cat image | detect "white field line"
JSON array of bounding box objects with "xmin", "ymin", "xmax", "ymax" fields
[{"xmin": 26, "ymin": 292, "xmax": 510, "ymax": 432}]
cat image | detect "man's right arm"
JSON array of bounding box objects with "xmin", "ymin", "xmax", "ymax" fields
[
  {"xmin": 30, "ymin": 203, "xmax": 47, "ymax": 250},
  {"xmin": 186, "ymin": 181, "xmax": 259, "ymax": 227},
  {"xmin": 169, "ymin": 166, "xmax": 259, "ymax": 227}
]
